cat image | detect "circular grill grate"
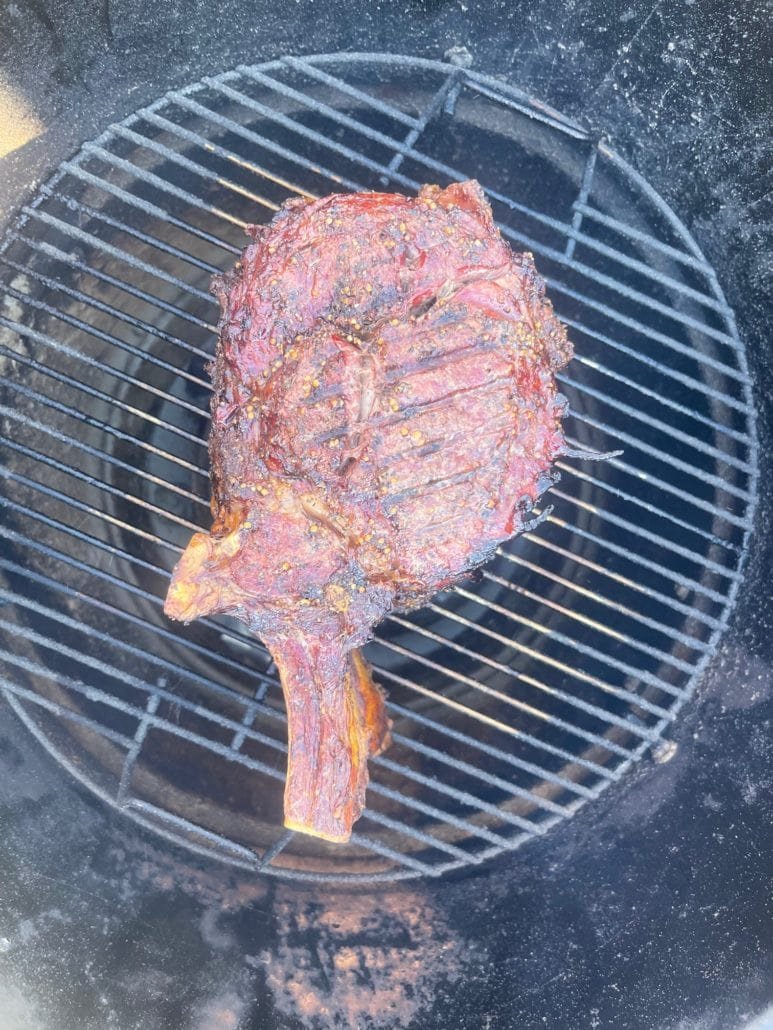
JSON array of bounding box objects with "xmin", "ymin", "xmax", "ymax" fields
[{"xmin": 0, "ymin": 53, "xmax": 757, "ymax": 882}]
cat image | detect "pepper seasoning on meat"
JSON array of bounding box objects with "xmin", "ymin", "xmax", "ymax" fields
[{"xmin": 165, "ymin": 181, "xmax": 572, "ymax": 842}]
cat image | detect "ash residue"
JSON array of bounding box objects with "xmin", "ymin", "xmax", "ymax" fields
[{"xmin": 260, "ymin": 887, "xmax": 476, "ymax": 1029}]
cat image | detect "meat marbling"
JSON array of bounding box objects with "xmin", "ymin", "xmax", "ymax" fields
[{"xmin": 164, "ymin": 180, "xmax": 573, "ymax": 843}]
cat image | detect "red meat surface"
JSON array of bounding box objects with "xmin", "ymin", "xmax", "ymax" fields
[{"xmin": 165, "ymin": 180, "xmax": 572, "ymax": 842}]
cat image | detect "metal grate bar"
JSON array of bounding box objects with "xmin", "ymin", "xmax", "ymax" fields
[
  {"xmin": 387, "ymin": 711, "xmax": 589, "ymax": 804},
  {"xmin": 346, "ymin": 831, "xmax": 435, "ymax": 875},
  {"xmin": 0, "ymin": 510, "xmax": 613, "ymax": 796},
  {"xmin": 138, "ymin": 109, "xmax": 317, "ymax": 201},
  {"xmin": 0, "ymin": 627, "xmax": 486, "ymax": 862},
  {"xmin": 543, "ymin": 271, "xmax": 745, "ymax": 383},
  {"xmin": 1, "ymin": 440, "xmax": 664, "ymax": 754},
  {"xmin": 12, "ymin": 236, "xmax": 742, "ymax": 549},
  {"xmin": 546, "ymin": 488, "xmax": 740, "ymax": 581},
  {"xmin": 431, "ymin": 591, "xmax": 689, "ymax": 701},
  {"xmin": 538, "ymin": 514, "xmax": 732, "ymax": 604},
  {"xmin": 62, "ymin": 93, "xmax": 750, "ymax": 418},
  {"xmin": 145, "ymin": 76, "xmax": 746, "ymax": 409},
  {"xmin": 505, "ymin": 212, "xmax": 744, "ymax": 355},
  {"xmin": 1, "ymin": 462, "xmax": 634, "ymax": 765},
  {"xmin": 562, "ymin": 314, "xmax": 748, "ymax": 416},
  {"xmin": 557, "ymin": 240, "xmax": 737, "ymax": 345},
  {"xmin": 82, "ymin": 143, "xmax": 249, "ymax": 232},
  {"xmin": 392, "ymin": 607, "xmax": 675, "ymax": 718},
  {"xmin": 0, "ymin": 409, "xmax": 203, "ymax": 531},
  {"xmin": 232, "ymin": 67, "xmax": 579, "ymax": 237},
  {"xmin": 0, "ymin": 676, "xmax": 134, "ymax": 749},
  {"xmin": 568, "ymin": 224, "xmax": 732, "ymax": 316},
  {"xmin": 0, "ymin": 555, "xmax": 278, "ymax": 700},
  {"xmin": 12, "ymin": 230, "xmax": 214, "ymax": 335},
  {"xmin": 3, "ymin": 249, "xmax": 213, "ymax": 365},
  {"xmin": 564, "ymin": 419, "xmax": 751, "ymax": 507},
  {"xmin": 502, "ymin": 539, "xmax": 722, "ymax": 631},
  {"xmin": 0, "ymin": 508, "xmax": 278, "ymax": 689},
  {"xmin": 257, "ymin": 829, "xmax": 295, "ymax": 870},
  {"xmin": 232, "ymin": 67, "xmax": 733, "ymax": 341},
  {"xmin": 214, "ymin": 82, "xmax": 744, "ymax": 386},
  {"xmin": 373, "ymin": 755, "xmax": 542, "ymax": 838},
  {"xmin": 200, "ymin": 77, "xmax": 561, "ymax": 234},
  {"xmin": 0, "ymin": 366, "xmax": 729, "ymax": 679},
  {"xmin": 0, "ymin": 53, "xmax": 755, "ymax": 879},
  {"xmin": 3, "ymin": 333, "xmax": 733, "ymax": 634},
  {"xmin": 357, "ymin": 807, "xmax": 481, "ymax": 863},
  {"xmin": 562, "ymin": 374, "xmax": 752, "ymax": 475},
  {"xmin": 166, "ymin": 92, "xmax": 362, "ymax": 192},
  {"xmin": 117, "ymin": 693, "xmax": 160, "ymax": 804},
  {"xmin": 109, "ymin": 123, "xmax": 283, "ymax": 214},
  {"xmin": 281, "ymin": 56, "xmax": 422, "ymax": 128},
  {"xmin": 124, "ymin": 799, "xmax": 270, "ymax": 862},
  {"xmin": 557, "ymin": 457, "xmax": 747, "ymax": 542},
  {"xmin": 434, "ymin": 588, "xmax": 687, "ymax": 702},
  {"xmin": 477, "ymin": 564, "xmax": 712, "ymax": 656},
  {"xmin": 371, "ymin": 634, "xmax": 635, "ymax": 762},
  {"xmin": 7, "ymin": 236, "xmax": 750, "ymax": 510},
  {"xmin": 8, "ymin": 575, "xmax": 526, "ymax": 848},
  {"xmin": 0, "ymin": 472, "xmax": 190, "ymax": 600},
  {"xmin": 380, "ymin": 70, "xmax": 461, "ymax": 180},
  {"xmin": 0, "ymin": 555, "xmax": 570, "ymax": 818},
  {"xmin": 386, "ymin": 724, "xmax": 571, "ymax": 811},
  {"xmin": 0, "ymin": 372, "xmax": 206, "ymax": 484},
  {"xmin": 479, "ymin": 577, "xmax": 703, "ymax": 668},
  {"xmin": 2, "ymin": 273, "xmax": 212, "ymax": 409},
  {"xmin": 56, "ymin": 159, "xmax": 241, "ymax": 254},
  {"xmin": 118, "ymin": 806, "xmax": 445, "ymax": 882},
  {"xmin": 0, "ymin": 636, "xmax": 470, "ymax": 880},
  {"xmin": 598, "ymin": 142, "xmax": 739, "ymax": 299},
  {"xmin": 2, "ymin": 282, "xmax": 210, "ymax": 396},
  {"xmin": 565, "ymin": 145, "xmax": 599, "ymax": 260},
  {"xmin": 569, "ymin": 350, "xmax": 752, "ymax": 446},
  {"xmin": 0, "ymin": 566, "xmax": 276, "ymax": 716},
  {"xmin": 230, "ymin": 703, "xmax": 258, "ymax": 749},
  {"xmin": 1, "ymin": 535, "xmax": 610, "ymax": 821},
  {"xmin": 1, "ymin": 353, "xmax": 733, "ymax": 624},
  {"xmin": 127, "ymin": 807, "xmax": 423, "ymax": 882},
  {"xmin": 375, "ymin": 666, "xmax": 621, "ymax": 782},
  {"xmin": 223, "ymin": 69, "xmax": 740, "ymax": 353},
  {"xmin": 572, "ymin": 201, "xmax": 714, "ymax": 274},
  {"xmin": 0, "ymin": 465, "xmax": 198, "ymax": 549},
  {"xmin": 21, "ymin": 206, "xmax": 217, "ymax": 309},
  {"xmin": 40, "ymin": 184, "xmax": 222, "ymax": 275},
  {"xmin": 458, "ymin": 74, "xmax": 588, "ymax": 139},
  {"xmin": 536, "ymin": 507, "xmax": 731, "ymax": 605},
  {"xmin": 306, "ymin": 53, "xmax": 586, "ymax": 134},
  {"xmin": 0, "ymin": 319, "xmax": 208, "ymax": 450},
  {"xmin": 316, "ymin": 401, "xmax": 734, "ymax": 547}
]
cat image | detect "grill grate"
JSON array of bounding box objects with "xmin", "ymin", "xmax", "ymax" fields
[{"xmin": 0, "ymin": 53, "xmax": 757, "ymax": 882}]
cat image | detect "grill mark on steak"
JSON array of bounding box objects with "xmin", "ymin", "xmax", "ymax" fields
[
  {"xmin": 381, "ymin": 466, "xmax": 485, "ymax": 504},
  {"xmin": 303, "ymin": 336, "xmax": 502, "ymax": 408},
  {"xmin": 381, "ymin": 415, "xmax": 516, "ymax": 472},
  {"xmin": 312, "ymin": 374, "xmax": 513, "ymax": 447},
  {"xmin": 383, "ymin": 339, "xmax": 502, "ymax": 380},
  {"xmin": 165, "ymin": 180, "xmax": 572, "ymax": 843}
]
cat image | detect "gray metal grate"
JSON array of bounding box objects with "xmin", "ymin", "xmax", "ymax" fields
[{"xmin": 0, "ymin": 52, "xmax": 757, "ymax": 882}]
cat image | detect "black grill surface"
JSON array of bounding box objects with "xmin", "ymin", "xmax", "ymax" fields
[{"xmin": 0, "ymin": 53, "xmax": 757, "ymax": 882}]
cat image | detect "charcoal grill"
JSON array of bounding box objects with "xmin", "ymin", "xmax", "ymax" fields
[{"xmin": 0, "ymin": 52, "xmax": 758, "ymax": 884}]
